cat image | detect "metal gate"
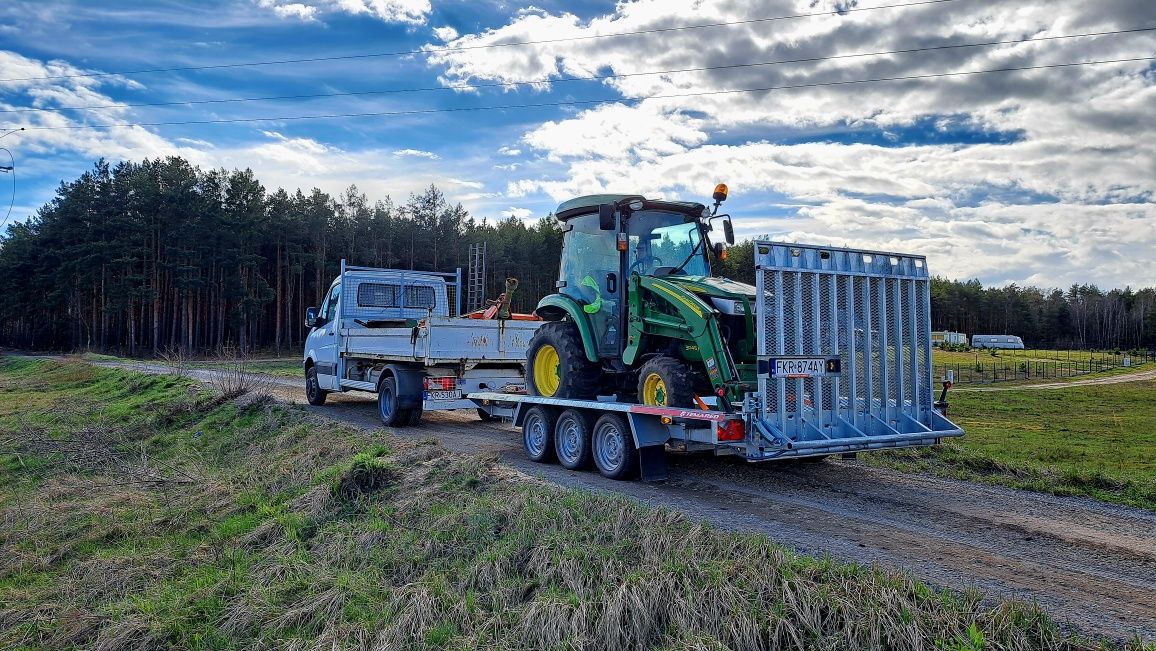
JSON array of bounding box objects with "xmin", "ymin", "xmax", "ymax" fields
[{"xmin": 749, "ymin": 242, "xmax": 962, "ymax": 458}]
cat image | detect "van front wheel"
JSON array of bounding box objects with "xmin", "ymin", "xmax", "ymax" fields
[{"xmin": 305, "ymin": 365, "xmax": 328, "ymax": 406}]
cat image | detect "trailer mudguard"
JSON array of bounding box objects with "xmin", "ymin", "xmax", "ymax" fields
[
  {"xmin": 533, "ymin": 294, "xmax": 600, "ymax": 362},
  {"xmin": 380, "ymin": 364, "xmax": 424, "ymax": 410}
]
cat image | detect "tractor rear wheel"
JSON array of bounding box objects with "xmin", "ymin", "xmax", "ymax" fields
[
  {"xmin": 636, "ymin": 356, "xmax": 696, "ymax": 408},
  {"xmin": 526, "ymin": 320, "xmax": 600, "ymax": 399}
]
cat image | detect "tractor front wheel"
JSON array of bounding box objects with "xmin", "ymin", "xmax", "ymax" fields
[
  {"xmin": 526, "ymin": 321, "xmax": 600, "ymax": 399},
  {"xmin": 636, "ymin": 356, "xmax": 696, "ymax": 408}
]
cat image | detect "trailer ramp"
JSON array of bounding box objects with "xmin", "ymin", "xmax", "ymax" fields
[{"xmin": 749, "ymin": 242, "xmax": 962, "ymax": 459}]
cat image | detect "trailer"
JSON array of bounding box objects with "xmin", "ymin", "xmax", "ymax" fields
[
  {"xmin": 472, "ymin": 240, "xmax": 963, "ymax": 481},
  {"xmin": 303, "ymin": 261, "xmax": 543, "ymax": 425},
  {"xmin": 931, "ymin": 331, "xmax": 968, "ymax": 347},
  {"xmin": 971, "ymin": 334, "xmax": 1025, "ymax": 349}
]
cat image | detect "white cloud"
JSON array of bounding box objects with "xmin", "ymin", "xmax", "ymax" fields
[
  {"xmin": 447, "ymin": 178, "xmax": 484, "ymax": 190},
  {"xmin": 254, "ymin": 0, "xmax": 429, "ymax": 25},
  {"xmin": 501, "ymin": 207, "xmax": 533, "ymax": 220},
  {"xmin": 0, "ymin": 51, "xmax": 495, "ymax": 232},
  {"xmin": 256, "ymin": 1, "xmax": 317, "ymax": 20},
  {"xmin": 427, "ymin": 0, "xmax": 1156, "ymax": 288},
  {"xmin": 432, "ymin": 25, "xmax": 459, "ymax": 42},
  {"xmin": 273, "ymin": 3, "xmax": 318, "ymax": 20},
  {"xmin": 392, "ymin": 148, "xmax": 438, "ymax": 159},
  {"xmin": 498, "ymin": 146, "xmax": 521, "ymax": 156}
]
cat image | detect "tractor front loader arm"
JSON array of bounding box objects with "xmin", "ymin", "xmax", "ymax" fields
[{"xmin": 623, "ymin": 274, "xmax": 740, "ymax": 393}]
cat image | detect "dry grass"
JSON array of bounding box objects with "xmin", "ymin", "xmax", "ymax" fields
[{"xmin": 0, "ymin": 356, "xmax": 1150, "ymax": 651}]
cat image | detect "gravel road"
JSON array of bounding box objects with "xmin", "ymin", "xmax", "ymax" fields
[
  {"xmin": 955, "ymin": 368, "xmax": 1156, "ymax": 391},
  {"xmin": 96, "ymin": 361, "xmax": 1156, "ymax": 641}
]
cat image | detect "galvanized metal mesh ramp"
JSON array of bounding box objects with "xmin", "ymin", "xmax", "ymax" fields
[{"xmin": 749, "ymin": 242, "xmax": 962, "ymax": 458}]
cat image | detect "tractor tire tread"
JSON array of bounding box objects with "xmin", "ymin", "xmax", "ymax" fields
[
  {"xmin": 636, "ymin": 355, "xmax": 697, "ymax": 408},
  {"xmin": 527, "ymin": 320, "xmax": 600, "ymax": 399}
]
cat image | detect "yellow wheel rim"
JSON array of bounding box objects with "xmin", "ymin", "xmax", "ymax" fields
[
  {"xmin": 533, "ymin": 344, "xmax": 561, "ymax": 396},
  {"xmin": 642, "ymin": 373, "xmax": 668, "ymax": 405}
]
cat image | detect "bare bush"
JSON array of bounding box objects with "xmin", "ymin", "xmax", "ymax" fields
[
  {"xmin": 157, "ymin": 346, "xmax": 190, "ymax": 379},
  {"xmin": 205, "ymin": 347, "xmax": 275, "ymax": 400}
]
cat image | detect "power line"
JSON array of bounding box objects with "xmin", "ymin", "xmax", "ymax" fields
[
  {"xmin": 17, "ymin": 56, "xmax": 1152, "ymax": 132},
  {"xmin": 4, "ymin": 27, "xmax": 1151, "ymax": 116},
  {"xmin": 0, "ymin": 0, "xmax": 961, "ymax": 83}
]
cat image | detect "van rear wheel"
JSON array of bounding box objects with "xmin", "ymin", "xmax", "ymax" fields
[{"xmin": 378, "ymin": 378, "xmax": 409, "ymax": 427}]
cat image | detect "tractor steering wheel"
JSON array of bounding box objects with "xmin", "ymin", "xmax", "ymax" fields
[{"xmin": 629, "ymin": 255, "xmax": 664, "ymax": 274}]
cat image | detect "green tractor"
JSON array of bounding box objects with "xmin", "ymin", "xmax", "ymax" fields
[{"xmin": 526, "ymin": 185, "xmax": 758, "ymax": 408}]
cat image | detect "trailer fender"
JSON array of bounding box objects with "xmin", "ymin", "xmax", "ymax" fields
[
  {"xmin": 378, "ymin": 365, "xmax": 423, "ymax": 410},
  {"xmin": 533, "ymin": 294, "xmax": 599, "ymax": 363},
  {"xmin": 625, "ymin": 413, "xmax": 671, "ymax": 448}
]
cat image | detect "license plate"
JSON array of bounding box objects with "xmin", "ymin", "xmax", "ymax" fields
[
  {"xmin": 427, "ymin": 390, "xmax": 462, "ymax": 401},
  {"xmin": 764, "ymin": 357, "xmax": 840, "ymax": 378}
]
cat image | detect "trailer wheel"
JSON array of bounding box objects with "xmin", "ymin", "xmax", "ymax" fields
[
  {"xmin": 554, "ymin": 409, "xmax": 593, "ymax": 470},
  {"xmin": 305, "ymin": 365, "xmax": 328, "ymax": 406},
  {"xmin": 637, "ymin": 356, "xmax": 695, "ymax": 407},
  {"xmin": 522, "ymin": 406, "xmax": 557, "ymax": 463},
  {"xmin": 378, "ymin": 377, "xmax": 409, "ymax": 427},
  {"xmin": 527, "ymin": 321, "xmax": 600, "ymax": 399},
  {"xmin": 592, "ymin": 413, "xmax": 638, "ymax": 480}
]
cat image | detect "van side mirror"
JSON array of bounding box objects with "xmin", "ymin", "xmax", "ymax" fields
[
  {"xmin": 723, "ymin": 217, "xmax": 735, "ymax": 245},
  {"xmin": 598, "ymin": 203, "xmax": 616, "ymax": 230},
  {"xmin": 305, "ymin": 307, "xmax": 319, "ymax": 328}
]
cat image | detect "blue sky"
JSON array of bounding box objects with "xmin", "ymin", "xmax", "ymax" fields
[{"xmin": 1, "ymin": 0, "xmax": 1153, "ymax": 288}]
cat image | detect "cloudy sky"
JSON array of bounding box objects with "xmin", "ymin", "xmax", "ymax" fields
[{"xmin": 0, "ymin": 0, "xmax": 1153, "ymax": 288}]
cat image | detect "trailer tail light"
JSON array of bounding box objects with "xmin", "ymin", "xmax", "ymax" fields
[
  {"xmin": 716, "ymin": 419, "xmax": 744, "ymax": 442},
  {"xmin": 423, "ymin": 376, "xmax": 457, "ymax": 391}
]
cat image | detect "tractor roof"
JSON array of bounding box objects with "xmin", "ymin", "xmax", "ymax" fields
[{"xmin": 555, "ymin": 194, "xmax": 706, "ymax": 221}]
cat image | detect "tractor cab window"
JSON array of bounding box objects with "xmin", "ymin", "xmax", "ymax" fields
[{"xmin": 627, "ymin": 211, "xmax": 709, "ymax": 277}]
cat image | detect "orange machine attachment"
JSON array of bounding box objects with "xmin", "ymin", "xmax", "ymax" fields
[{"xmin": 465, "ymin": 277, "xmax": 542, "ymax": 321}]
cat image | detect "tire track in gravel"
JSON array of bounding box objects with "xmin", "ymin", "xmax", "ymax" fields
[
  {"xmin": 955, "ymin": 368, "xmax": 1156, "ymax": 391},
  {"xmin": 91, "ymin": 359, "xmax": 1156, "ymax": 641}
]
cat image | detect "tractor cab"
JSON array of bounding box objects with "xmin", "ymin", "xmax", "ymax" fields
[{"xmin": 550, "ymin": 195, "xmax": 722, "ymax": 358}]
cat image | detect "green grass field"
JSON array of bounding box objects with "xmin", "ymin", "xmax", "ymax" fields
[
  {"xmin": 188, "ymin": 357, "xmax": 301, "ymax": 378},
  {"xmin": 931, "ymin": 348, "xmax": 1138, "ymax": 365},
  {"xmin": 868, "ymin": 379, "xmax": 1156, "ymax": 510},
  {"xmin": 2, "ymin": 356, "xmax": 1141, "ymax": 650}
]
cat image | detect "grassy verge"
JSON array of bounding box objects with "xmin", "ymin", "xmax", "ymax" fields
[
  {"xmin": 76, "ymin": 351, "xmax": 303, "ymax": 379},
  {"xmin": 187, "ymin": 358, "xmax": 301, "ymax": 378},
  {"xmin": 866, "ymin": 380, "xmax": 1156, "ymax": 510},
  {"xmin": 931, "ymin": 349, "xmax": 1141, "ymax": 365},
  {"xmin": 0, "ymin": 357, "xmax": 1148, "ymax": 650}
]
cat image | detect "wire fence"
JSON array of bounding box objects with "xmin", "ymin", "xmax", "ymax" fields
[{"xmin": 934, "ymin": 350, "xmax": 1155, "ymax": 385}]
